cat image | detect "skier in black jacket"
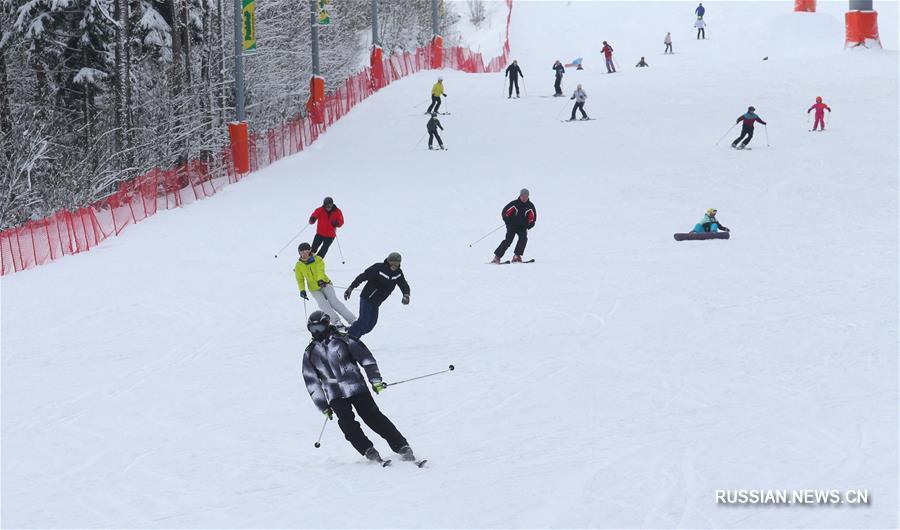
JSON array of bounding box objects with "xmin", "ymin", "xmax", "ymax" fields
[
  {"xmin": 505, "ymin": 60, "xmax": 524, "ymax": 98},
  {"xmin": 552, "ymin": 60, "xmax": 565, "ymax": 96},
  {"xmin": 344, "ymin": 252, "xmax": 411, "ymax": 339},
  {"xmin": 426, "ymin": 113, "xmax": 444, "ymax": 150},
  {"xmin": 302, "ymin": 310, "xmax": 417, "ymax": 464},
  {"xmin": 492, "ymin": 188, "xmax": 537, "ymax": 263}
]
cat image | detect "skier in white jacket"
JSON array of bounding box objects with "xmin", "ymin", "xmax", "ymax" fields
[
  {"xmin": 695, "ymin": 18, "xmax": 706, "ymax": 39},
  {"xmin": 568, "ymin": 84, "xmax": 589, "ymax": 121},
  {"xmin": 664, "ymin": 32, "xmax": 673, "ymax": 53}
]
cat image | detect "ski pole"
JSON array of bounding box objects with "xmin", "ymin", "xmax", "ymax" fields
[
  {"xmin": 468, "ymin": 225, "xmax": 504, "ymax": 247},
  {"xmin": 274, "ymin": 224, "xmax": 311, "ymax": 258},
  {"xmin": 313, "ymin": 413, "xmax": 330, "ymax": 448},
  {"xmin": 386, "ymin": 365, "xmax": 455, "ymax": 388},
  {"xmin": 303, "ymin": 298, "xmax": 308, "ymax": 320},
  {"xmin": 556, "ymin": 100, "xmax": 570, "ymax": 120},
  {"xmin": 714, "ymin": 123, "xmax": 737, "ymax": 145},
  {"xmin": 764, "ymin": 124, "xmax": 770, "ymax": 147},
  {"xmin": 411, "ymin": 98, "xmax": 429, "ymax": 109},
  {"xmin": 413, "ymin": 131, "xmax": 427, "ymax": 150},
  {"xmin": 522, "ymin": 78, "xmax": 528, "ymax": 97},
  {"xmin": 334, "ymin": 235, "xmax": 346, "ymax": 264}
]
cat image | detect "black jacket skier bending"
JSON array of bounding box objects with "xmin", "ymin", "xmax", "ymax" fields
[
  {"xmin": 302, "ymin": 310, "xmax": 417, "ymax": 464},
  {"xmin": 426, "ymin": 113, "xmax": 444, "ymax": 150},
  {"xmin": 505, "ymin": 60, "xmax": 524, "ymax": 98},
  {"xmin": 492, "ymin": 188, "xmax": 537, "ymax": 263},
  {"xmin": 552, "ymin": 60, "xmax": 565, "ymax": 96}
]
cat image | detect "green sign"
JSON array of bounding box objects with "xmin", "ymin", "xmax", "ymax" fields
[
  {"xmin": 317, "ymin": 0, "xmax": 331, "ymax": 25},
  {"xmin": 242, "ymin": 0, "xmax": 257, "ymax": 53}
]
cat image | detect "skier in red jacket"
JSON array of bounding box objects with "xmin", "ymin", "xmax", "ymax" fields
[
  {"xmin": 807, "ymin": 96, "xmax": 831, "ymax": 131},
  {"xmin": 601, "ymin": 41, "xmax": 616, "ymax": 73},
  {"xmin": 308, "ymin": 196, "xmax": 344, "ymax": 258}
]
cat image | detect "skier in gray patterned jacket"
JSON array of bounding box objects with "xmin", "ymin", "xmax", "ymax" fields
[{"xmin": 302, "ymin": 310, "xmax": 417, "ymax": 463}]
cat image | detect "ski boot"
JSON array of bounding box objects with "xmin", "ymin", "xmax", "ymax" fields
[
  {"xmin": 491, "ymin": 255, "xmax": 502, "ymax": 264},
  {"xmin": 428, "ymin": 145, "xmax": 434, "ymax": 150},
  {"xmin": 512, "ymin": 255, "xmax": 523, "ymax": 263},
  {"xmin": 365, "ymin": 447, "xmax": 384, "ymax": 463},
  {"xmin": 439, "ymin": 145, "xmax": 446, "ymax": 150},
  {"xmin": 581, "ymin": 116, "xmax": 590, "ymax": 121},
  {"xmin": 398, "ymin": 445, "xmax": 417, "ymax": 462}
]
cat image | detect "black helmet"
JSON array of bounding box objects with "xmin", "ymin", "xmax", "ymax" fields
[
  {"xmin": 323, "ymin": 196, "xmax": 334, "ymax": 207},
  {"xmin": 748, "ymin": 106, "xmax": 756, "ymax": 112},
  {"xmin": 307, "ymin": 310, "xmax": 332, "ymax": 340}
]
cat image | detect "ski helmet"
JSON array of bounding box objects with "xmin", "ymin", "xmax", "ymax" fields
[
  {"xmin": 706, "ymin": 208, "xmax": 717, "ymax": 216},
  {"xmin": 520, "ymin": 188, "xmax": 530, "ymax": 197},
  {"xmin": 323, "ymin": 196, "xmax": 334, "ymax": 207},
  {"xmin": 386, "ymin": 252, "xmax": 402, "ymax": 264},
  {"xmin": 298, "ymin": 242, "xmax": 312, "ymax": 254},
  {"xmin": 307, "ymin": 310, "xmax": 332, "ymax": 340},
  {"xmin": 748, "ymin": 106, "xmax": 755, "ymax": 112},
  {"xmin": 816, "ymin": 96, "xmax": 822, "ymax": 102},
  {"xmin": 437, "ymin": 76, "xmax": 443, "ymax": 82}
]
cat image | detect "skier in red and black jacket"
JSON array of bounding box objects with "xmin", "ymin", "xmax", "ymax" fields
[
  {"xmin": 492, "ymin": 188, "xmax": 537, "ymax": 264},
  {"xmin": 601, "ymin": 41, "xmax": 616, "ymax": 73},
  {"xmin": 308, "ymin": 196, "xmax": 344, "ymax": 257},
  {"xmin": 731, "ymin": 106, "xmax": 767, "ymax": 149}
]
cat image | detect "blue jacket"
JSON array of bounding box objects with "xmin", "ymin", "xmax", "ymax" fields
[
  {"xmin": 695, "ymin": 5, "xmax": 705, "ymax": 16},
  {"xmin": 692, "ymin": 213, "xmax": 728, "ymax": 233}
]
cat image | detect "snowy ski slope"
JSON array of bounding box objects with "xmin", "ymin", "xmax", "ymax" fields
[{"xmin": 2, "ymin": 1, "xmax": 898, "ymax": 528}]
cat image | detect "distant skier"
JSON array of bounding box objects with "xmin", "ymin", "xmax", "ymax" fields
[
  {"xmin": 308, "ymin": 196, "xmax": 344, "ymax": 258},
  {"xmin": 731, "ymin": 106, "xmax": 767, "ymax": 149},
  {"xmin": 295, "ymin": 243, "xmax": 357, "ymax": 329},
  {"xmin": 664, "ymin": 32, "xmax": 673, "ymax": 54},
  {"xmin": 691, "ymin": 208, "xmax": 729, "ymax": 233},
  {"xmin": 426, "ymin": 77, "xmax": 447, "ymax": 114},
  {"xmin": 491, "ymin": 189, "xmax": 537, "ymax": 264},
  {"xmin": 552, "ymin": 60, "xmax": 565, "ymax": 96},
  {"xmin": 695, "ymin": 18, "xmax": 706, "ymax": 39},
  {"xmin": 601, "ymin": 41, "xmax": 616, "ymax": 73},
  {"xmin": 695, "ymin": 3, "xmax": 705, "ymax": 19},
  {"xmin": 505, "ymin": 60, "xmax": 524, "ymax": 98},
  {"xmin": 635, "ymin": 57, "xmax": 649, "ymax": 67},
  {"xmin": 569, "ymin": 84, "xmax": 589, "ymax": 121},
  {"xmin": 426, "ymin": 112, "xmax": 445, "ymax": 150},
  {"xmin": 344, "ymin": 252, "xmax": 410, "ymax": 339},
  {"xmin": 807, "ymin": 96, "xmax": 831, "ymax": 131},
  {"xmin": 302, "ymin": 310, "xmax": 418, "ymax": 464}
]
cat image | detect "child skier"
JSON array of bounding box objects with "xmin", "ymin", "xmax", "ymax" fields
[
  {"xmin": 308, "ymin": 196, "xmax": 344, "ymax": 258},
  {"xmin": 731, "ymin": 106, "xmax": 767, "ymax": 149},
  {"xmin": 426, "ymin": 77, "xmax": 447, "ymax": 114},
  {"xmin": 601, "ymin": 41, "xmax": 616, "ymax": 73},
  {"xmin": 636, "ymin": 57, "xmax": 650, "ymax": 67},
  {"xmin": 664, "ymin": 32, "xmax": 673, "ymax": 54},
  {"xmin": 695, "ymin": 18, "xmax": 706, "ymax": 39},
  {"xmin": 691, "ymin": 208, "xmax": 729, "ymax": 233},
  {"xmin": 295, "ymin": 243, "xmax": 357, "ymax": 329},
  {"xmin": 807, "ymin": 96, "xmax": 831, "ymax": 131},
  {"xmin": 426, "ymin": 112, "xmax": 445, "ymax": 150},
  {"xmin": 505, "ymin": 60, "xmax": 524, "ymax": 98},
  {"xmin": 492, "ymin": 189, "xmax": 537, "ymax": 264},
  {"xmin": 552, "ymin": 60, "xmax": 565, "ymax": 96},
  {"xmin": 302, "ymin": 310, "xmax": 417, "ymax": 464},
  {"xmin": 569, "ymin": 84, "xmax": 589, "ymax": 120},
  {"xmin": 344, "ymin": 252, "xmax": 411, "ymax": 339}
]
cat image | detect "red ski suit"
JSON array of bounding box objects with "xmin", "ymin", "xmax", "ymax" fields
[
  {"xmin": 309, "ymin": 206, "xmax": 344, "ymax": 238},
  {"xmin": 807, "ymin": 101, "xmax": 831, "ymax": 131}
]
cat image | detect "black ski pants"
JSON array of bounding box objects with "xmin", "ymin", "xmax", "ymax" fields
[
  {"xmin": 428, "ymin": 130, "xmax": 443, "ymax": 147},
  {"xmin": 732, "ymin": 125, "xmax": 754, "ymax": 147},
  {"xmin": 426, "ymin": 95, "xmax": 442, "ymax": 114},
  {"xmin": 570, "ymin": 101, "xmax": 587, "ymax": 120},
  {"xmin": 508, "ymin": 77, "xmax": 520, "ymax": 97},
  {"xmin": 495, "ymin": 225, "xmax": 528, "ymax": 258},
  {"xmin": 330, "ymin": 391, "xmax": 408, "ymax": 456},
  {"xmin": 665, "ymin": 43, "xmax": 673, "ymax": 53},
  {"xmin": 311, "ymin": 234, "xmax": 334, "ymax": 257},
  {"xmin": 697, "ymin": 28, "xmax": 705, "ymax": 39},
  {"xmin": 554, "ymin": 75, "xmax": 563, "ymax": 95}
]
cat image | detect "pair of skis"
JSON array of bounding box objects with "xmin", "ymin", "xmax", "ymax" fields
[
  {"xmin": 372, "ymin": 457, "xmax": 428, "ymax": 468},
  {"xmin": 490, "ymin": 258, "xmax": 536, "ymax": 265}
]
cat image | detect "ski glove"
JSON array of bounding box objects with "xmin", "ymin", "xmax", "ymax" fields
[
  {"xmin": 317, "ymin": 279, "xmax": 328, "ymax": 288},
  {"xmin": 371, "ymin": 379, "xmax": 387, "ymax": 394},
  {"xmin": 309, "ymin": 216, "xmax": 316, "ymax": 224},
  {"xmin": 344, "ymin": 288, "xmax": 353, "ymax": 301},
  {"xmin": 401, "ymin": 294, "xmax": 410, "ymax": 305},
  {"xmin": 323, "ymin": 408, "xmax": 333, "ymax": 420},
  {"xmin": 300, "ymin": 290, "xmax": 309, "ymax": 300}
]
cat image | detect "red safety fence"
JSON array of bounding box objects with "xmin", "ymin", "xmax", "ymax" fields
[{"xmin": 0, "ymin": 0, "xmax": 512, "ymax": 276}]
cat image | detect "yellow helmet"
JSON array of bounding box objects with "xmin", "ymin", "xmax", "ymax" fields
[{"xmin": 706, "ymin": 208, "xmax": 717, "ymax": 216}]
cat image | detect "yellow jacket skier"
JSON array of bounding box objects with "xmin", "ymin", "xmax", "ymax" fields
[
  {"xmin": 426, "ymin": 77, "xmax": 447, "ymax": 114},
  {"xmin": 295, "ymin": 242, "xmax": 356, "ymax": 327}
]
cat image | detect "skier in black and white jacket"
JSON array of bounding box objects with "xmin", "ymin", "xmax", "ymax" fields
[{"xmin": 302, "ymin": 311, "xmax": 416, "ymax": 463}]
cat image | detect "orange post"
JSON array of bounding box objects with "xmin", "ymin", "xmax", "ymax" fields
[
  {"xmin": 370, "ymin": 45, "xmax": 385, "ymax": 89},
  {"xmin": 794, "ymin": 0, "xmax": 816, "ymax": 11},
  {"xmin": 845, "ymin": 10, "xmax": 881, "ymax": 48},
  {"xmin": 431, "ymin": 35, "xmax": 443, "ymax": 69},
  {"xmin": 228, "ymin": 121, "xmax": 249, "ymax": 174},
  {"xmin": 306, "ymin": 75, "xmax": 326, "ymax": 123}
]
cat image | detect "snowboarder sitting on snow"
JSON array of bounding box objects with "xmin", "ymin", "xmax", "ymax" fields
[
  {"xmin": 344, "ymin": 252, "xmax": 410, "ymax": 340},
  {"xmin": 426, "ymin": 77, "xmax": 447, "ymax": 114},
  {"xmin": 731, "ymin": 106, "xmax": 767, "ymax": 149},
  {"xmin": 426, "ymin": 113, "xmax": 445, "ymax": 150},
  {"xmin": 807, "ymin": 96, "xmax": 831, "ymax": 131},
  {"xmin": 295, "ymin": 242, "xmax": 357, "ymax": 330},
  {"xmin": 302, "ymin": 310, "xmax": 417, "ymax": 464},
  {"xmin": 569, "ymin": 84, "xmax": 589, "ymax": 121},
  {"xmin": 308, "ymin": 196, "xmax": 344, "ymax": 258},
  {"xmin": 636, "ymin": 57, "xmax": 649, "ymax": 67},
  {"xmin": 505, "ymin": 60, "xmax": 524, "ymax": 98},
  {"xmin": 552, "ymin": 60, "xmax": 565, "ymax": 96},
  {"xmin": 691, "ymin": 208, "xmax": 729, "ymax": 233},
  {"xmin": 492, "ymin": 188, "xmax": 537, "ymax": 264}
]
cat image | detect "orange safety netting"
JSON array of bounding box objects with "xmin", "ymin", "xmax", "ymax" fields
[{"xmin": 1, "ymin": 0, "xmax": 513, "ymax": 276}]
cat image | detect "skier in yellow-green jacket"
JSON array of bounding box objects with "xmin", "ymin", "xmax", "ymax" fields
[
  {"xmin": 426, "ymin": 77, "xmax": 447, "ymax": 114},
  {"xmin": 295, "ymin": 242, "xmax": 356, "ymax": 328}
]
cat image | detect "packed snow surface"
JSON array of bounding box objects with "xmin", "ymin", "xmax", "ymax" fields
[{"xmin": 2, "ymin": 1, "xmax": 898, "ymax": 528}]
